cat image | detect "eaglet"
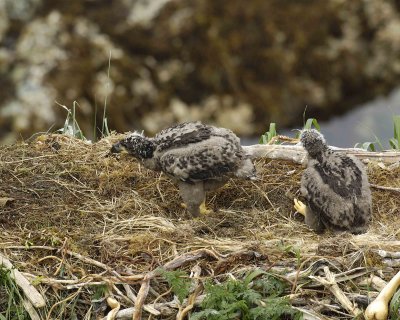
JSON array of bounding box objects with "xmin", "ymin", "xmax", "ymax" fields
[
  {"xmin": 294, "ymin": 129, "xmax": 372, "ymax": 234},
  {"xmin": 111, "ymin": 121, "xmax": 257, "ymax": 217}
]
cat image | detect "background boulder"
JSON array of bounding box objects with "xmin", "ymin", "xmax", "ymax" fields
[{"xmin": 1, "ymin": 0, "xmax": 400, "ymax": 142}]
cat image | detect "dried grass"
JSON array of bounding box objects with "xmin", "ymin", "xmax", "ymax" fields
[{"xmin": 0, "ymin": 134, "xmax": 399, "ymax": 319}]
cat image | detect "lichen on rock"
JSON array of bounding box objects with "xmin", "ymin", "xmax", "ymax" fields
[{"xmin": 2, "ymin": 0, "xmax": 400, "ymax": 142}]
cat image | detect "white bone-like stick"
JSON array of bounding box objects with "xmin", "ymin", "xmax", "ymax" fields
[{"xmin": 365, "ymin": 271, "xmax": 400, "ymax": 320}]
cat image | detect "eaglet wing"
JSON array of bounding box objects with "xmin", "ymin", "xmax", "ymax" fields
[
  {"xmin": 154, "ymin": 122, "xmax": 212, "ymax": 152},
  {"xmin": 159, "ymin": 144, "xmax": 242, "ymax": 183},
  {"xmin": 302, "ymin": 160, "xmax": 357, "ymax": 229},
  {"xmin": 313, "ymin": 154, "xmax": 363, "ymax": 198}
]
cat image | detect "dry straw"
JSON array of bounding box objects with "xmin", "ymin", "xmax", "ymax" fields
[{"xmin": 0, "ymin": 134, "xmax": 399, "ymax": 319}]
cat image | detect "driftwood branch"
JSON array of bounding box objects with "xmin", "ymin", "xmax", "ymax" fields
[
  {"xmin": 0, "ymin": 253, "xmax": 46, "ymax": 308},
  {"xmin": 243, "ymin": 144, "xmax": 400, "ymax": 164}
]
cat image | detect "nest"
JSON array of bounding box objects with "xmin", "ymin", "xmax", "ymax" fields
[{"xmin": 0, "ymin": 134, "xmax": 399, "ymax": 319}]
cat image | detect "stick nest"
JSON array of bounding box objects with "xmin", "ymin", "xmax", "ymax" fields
[{"xmin": 0, "ymin": 134, "xmax": 399, "ymax": 319}]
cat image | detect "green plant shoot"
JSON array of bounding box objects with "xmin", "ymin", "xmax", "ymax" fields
[
  {"xmin": 389, "ymin": 115, "xmax": 400, "ymax": 150},
  {"xmin": 259, "ymin": 122, "xmax": 277, "ymax": 144}
]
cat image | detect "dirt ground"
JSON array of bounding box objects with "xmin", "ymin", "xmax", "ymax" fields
[{"xmin": 0, "ymin": 134, "xmax": 399, "ymax": 319}]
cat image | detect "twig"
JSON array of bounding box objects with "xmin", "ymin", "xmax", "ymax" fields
[
  {"xmin": 0, "ymin": 253, "xmax": 46, "ymax": 308},
  {"xmin": 371, "ymin": 184, "xmax": 400, "ymax": 193},
  {"xmin": 376, "ymin": 249, "xmax": 400, "ymax": 259},
  {"xmin": 46, "ymin": 287, "xmax": 82, "ymax": 320},
  {"xmin": 112, "ymin": 284, "xmax": 135, "ymax": 306},
  {"xmin": 1, "ymin": 245, "xmax": 117, "ymax": 275},
  {"xmin": 347, "ymin": 292, "xmax": 378, "ymax": 303},
  {"xmin": 106, "ymin": 297, "xmax": 121, "ymax": 320},
  {"xmin": 37, "ymin": 255, "xmax": 63, "ymax": 264},
  {"xmin": 63, "ymin": 249, "xmax": 110, "ymax": 270},
  {"xmin": 176, "ymin": 265, "xmax": 202, "ymax": 320},
  {"xmin": 291, "ymin": 257, "xmax": 314, "ymax": 294},
  {"xmin": 1, "ymin": 245, "xmax": 56, "ymax": 250},
  {"xmin": 62, "ymin": 249, "xmax": 126, "ymax": 281},
  {"xmin": 177, "ymin": 286, "xmax": 202, "ymax": 320},
  {"xmin": 250, "ymin": 181, "xmax": 275, "ymax": 209},
  {"xmin": 1, "ymin": 154, "xmax": 57, "ymax": 164},
  {"xmin": 132, "ymin": 275, "xmax": 151, "ymax": 320},
  {"xmin": 162, "ymin": 248, "xmax": 221, "ymax": 271},
  {"xmin": 122, "ymin": 283, "xmax": 136, "ymax": 303},
  {"xmin": 292, "ymin": 306, "xmax": 330, "ymax": 320},
  {"xmin": 268, "ymin": 135, "xmax": 299, "ymax": 145},
  {"xmin": 152, "ymin": 288, "xmax": 172, "ymax": 305},
  {"xmin": 359, "ymin": 274, "xmax": 387, "ymax": 291},
  {"xmin": 66, "ymin": 279, "xmax": 101, "ymax": 290},
  {"xmin": 377, "ymin": 249, "xmax": 400, "ymax": 266},
  {"xmin": 382, "ymin": 258, "xmax": 400, "ymax": 267},
  {"xmin": 310, "ymin": 266, "xmax": 362, "ymax": 317},
  {"xmin": 121, "ymin": 284, "xmax": 160, "ymax": 316}
]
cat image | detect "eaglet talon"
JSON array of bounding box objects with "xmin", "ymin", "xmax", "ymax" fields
[
  {"xmin": 180, "ymin": 202, "xmax": 210, "ymax": 217},
  {"xmin": 294, "ymin": 198, "xmax": 307, "ymax": 217},
  {"xmin": 199, "ymin": 201, "xmax": 212, "ymax": 215}
]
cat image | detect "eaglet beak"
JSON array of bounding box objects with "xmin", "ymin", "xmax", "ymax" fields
[{"xmin": 110, "ymin": 143, "xmax": 129, "ymax": 154}]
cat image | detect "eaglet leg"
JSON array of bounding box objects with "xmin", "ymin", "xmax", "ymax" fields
[
  {"xmin": 203, "ymin": 178, "xmax": 228, "ymax": 192},
  {"xmin": 178, "ymin": 181, "xmax": 208, "ymax": 217},
  {"xmin": 294, "ymin": 199, "xmax": 325, "ymax": 233}
]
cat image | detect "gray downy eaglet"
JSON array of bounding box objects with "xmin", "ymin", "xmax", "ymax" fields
[
  {"xmin": 111, "ymin": 121, "xmax": 257, "ymax": 217},
  {"xmin": 294, "ymin": 129, "xmax": 372, "ymax": 234}
]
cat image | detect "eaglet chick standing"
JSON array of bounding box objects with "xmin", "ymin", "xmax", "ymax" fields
[{"xmin": 111, "ymin": 121, "xmax": 257, "ymax": 217}]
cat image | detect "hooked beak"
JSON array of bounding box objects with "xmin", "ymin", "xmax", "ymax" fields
[{"xmin": 110, "ymin": 143, "xmax": 128, "ymax": 154}]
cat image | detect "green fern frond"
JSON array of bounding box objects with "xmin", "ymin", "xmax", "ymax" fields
[
  {"xmin": 191, "ymin": 270, "xmax": 301, "ymax": 320},
  {"xmin": 253, "ymin": 274, "xmax": 287, "ymax": 297},
  {"xmin": 160, "ymin": 269, "xmax": 191, "ymax": 303}
]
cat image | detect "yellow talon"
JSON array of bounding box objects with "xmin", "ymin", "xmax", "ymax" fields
[
  {"xmin": 181, "ymin": 201, "xmax": 211, "ymax": 216},
  {"xmin": 200, "ymin": 200, "xmax": 212, "ymax": 215},
  {"xmin": 294, "ymin": 198, "xmax": 307, "ymax": 216}
]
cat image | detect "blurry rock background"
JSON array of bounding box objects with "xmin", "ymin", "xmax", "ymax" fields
[{"xmin": 1, "ymin": 0, "xmax": 400, "ymax": 143}]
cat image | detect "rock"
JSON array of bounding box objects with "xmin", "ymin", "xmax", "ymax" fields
[
  {"xmin": 1, "ymin": 0, "xmax": 400, "ymax": 142},
  {"xmin": 0, "ymin": 1, "xmax": 9, "ymax": 42}
]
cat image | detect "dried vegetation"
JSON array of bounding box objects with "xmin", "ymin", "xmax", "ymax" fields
[{"xmin": 0, "ymin": 134, "xmax": 400, "ymax": 319}]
